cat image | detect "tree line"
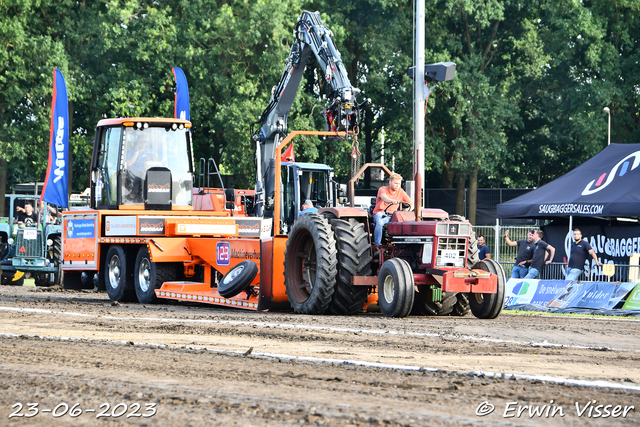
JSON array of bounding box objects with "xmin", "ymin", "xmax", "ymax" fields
[{"xmin": 1, "ymin": 0, "xmax": 637, "ymax": 222}]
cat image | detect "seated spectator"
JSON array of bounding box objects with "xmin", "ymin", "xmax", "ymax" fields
[{"xmin": 299, "ymin": 199, "xmax": 318, "ymax": 215}]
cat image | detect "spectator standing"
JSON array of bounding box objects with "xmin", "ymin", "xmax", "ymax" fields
[
  {"xmin": 566, "ymin": 228, "xmax": 601, "ymax": 281},
  {"xmin": 477, "ymin": 235, "xmax": 491, "ymax": 260},
  {"xmin": 505, "ymin": 229, "xmax": 536, "ymax": 278},
  {"xmin": 524, "ymin": 230, "xmax": 555, "ymax": 279}
]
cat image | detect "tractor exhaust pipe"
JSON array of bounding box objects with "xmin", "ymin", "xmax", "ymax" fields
[{"xmin": 414, "ymin": 160, "xmax": 422, "ymax": 222}]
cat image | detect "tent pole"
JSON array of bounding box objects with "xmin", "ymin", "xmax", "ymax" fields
[
  {"xmin": 569, "ymin": 215, "xmax": 573, "ymax": 236},
  {"xmin": 568, "ymin": 215, "xmax": 573, "ymax": 280}
]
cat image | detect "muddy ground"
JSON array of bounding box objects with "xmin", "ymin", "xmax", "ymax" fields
[{"xmin": 0, "ymin": 285, "xmax": 639, "ymax": 426}]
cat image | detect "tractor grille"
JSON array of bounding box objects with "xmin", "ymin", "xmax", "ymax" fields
[
  {"xmin": 435, "ymin": 237, "xmax": 467, "ymax": 268},
  {"xmin": 15, "ymin": 228, "xmax": 43, "ymax": 258}
]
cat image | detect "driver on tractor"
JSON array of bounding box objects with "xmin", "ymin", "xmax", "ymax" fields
[
  {"xmin": 126, "ymin": 132, "xmax": 157, "ymax": 202},
  {"xmin": 372, "ymin": 173, "xmax": 413, "ymax": 245}
]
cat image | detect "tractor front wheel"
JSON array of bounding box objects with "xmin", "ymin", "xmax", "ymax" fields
[
  {"xmin": 469, "ymin": 258, "xmax": 506, "ymax": 319},
  {"xmin": 378, "ymin": 258, "xmax": 415, "ymax": 318}
]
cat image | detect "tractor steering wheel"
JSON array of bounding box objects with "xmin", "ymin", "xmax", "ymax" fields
[{"xmin": 383, "ymin": 201, "xmax": 411, "ymax": 215}]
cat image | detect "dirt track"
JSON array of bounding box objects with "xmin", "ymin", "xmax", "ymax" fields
[{"xmin": 0, "ymin": 285, "xmax": 639, "ymax": 426}]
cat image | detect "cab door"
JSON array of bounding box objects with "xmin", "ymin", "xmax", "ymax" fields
[{"xmin": 92, "ymin": 126, "xmax": 122, "ymax": 209}]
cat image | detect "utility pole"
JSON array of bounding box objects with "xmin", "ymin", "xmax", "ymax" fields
[{"xmin": 414, "ymin": 0, "xmax": 425, "ymax": 210}]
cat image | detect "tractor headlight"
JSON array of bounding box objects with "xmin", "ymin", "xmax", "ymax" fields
[
  {"xmin": 7, "ymin": 238, "xmax": 13, "ymax": 245},
  {"xmin": 47, "ymin": 239, "xmax": 53, "ymax": 247}
]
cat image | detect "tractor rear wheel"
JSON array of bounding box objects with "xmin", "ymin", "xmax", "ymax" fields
[
  {"xmin": 284, "ymin": 213, "xmax": 337, "ymax": 314},
  {"xmin": 414, "ymin": 290, "xmax": 457, "ymax": 316},
  {"xmin": 467, "ymin": 230, "xmax": 480, "ymax": 268},
  {"xmin": 469, "ymin": 258, "xmax": 506, "ymax": 319},
  {"xmin": 50, "ymin": 235, "xmax": 62, "ymax": 287},
  {"xmin": 378, "ymin": 258, "xmax": 414, "ymax": 318},
  {"xmin": 452, "ymin": 292, "xmax": 471, "ymax": 316},
  {"xmin": 327, "ymin": 219, "xmax": 372, "ymax": 315}
]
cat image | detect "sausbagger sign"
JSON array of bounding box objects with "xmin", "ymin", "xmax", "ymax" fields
[{"xmin": 497, "ymin": 143, "xmax": 640, "ymax": 219}]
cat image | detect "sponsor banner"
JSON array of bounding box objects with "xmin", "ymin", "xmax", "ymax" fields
[
  {"xmin": 606, "ymin": 282, "xmax": 637, "ymax": 309},
  {"xmin": 543, "ymin": 223, "xmax": 640, "ymax": 277},
  {"xmin": 105, "ymin": 216, "xmax": 137, "ymax": 236},
  {"xmin": 231, "ymin": 248, "xmax": 260, "ymax": 260},
  {"xmin": 530, "ymin": 280, "xmax": 569, "ymax": 306},
  {"xmin": 41, "ymin": 68, "xmax": 70, "ymax": 208},
  {"xmin": 63, "ymin": 216, "xmax": 98, "ymax": 268},
  {"xmin": 236, "ymin": 218, "xmax": 261, "ymax": 237},
  {"xmin": 147, "ymin": 183, "xmax": 170, "ymax": 193},
  {"xmin": 216, "ymin": 241, "xmax": 230, "ymax": 266},
  {"xmin": 138, "ymin": 217, "xmax": 165, "ymax": 235},
  {"xmin": 261, "ymin": 218, "xmax": 273, "ymax": 239},
  {"xmin": 172, "ymin": 67, "xmax": 190, "ymax": 121},
  {"xmin": 622, "ymin": 284, "xmax": 640, "ymax": 310},
  {"xmin": 547, "ymin": 281, "xmax": 636, "ymax": 309},
  {"xmin": 538, "ymin": 204, "xmax": 604, "ymax": 215},
  {"xmin": 66, "ymin": 219, "xmax": 95, "ymax": 239},
  {"xmin": 505, "ymin": 279, "xmax": 570, "ymax": 308},
  {"xmin": 177, "ymin": 223, "xmax": 237, "ymax": 236},
  {"xmin": 234, "ymin": 218, "xmax": 273, "ymax": 238}
]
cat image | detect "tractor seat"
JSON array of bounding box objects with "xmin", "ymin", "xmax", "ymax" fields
[
  {"xmin": 390, "ymin": 211, "xmax": 416, "ymax": 222},
  {"xmin": 368, "ymin": 197, "xmax": 377, "ymax": 217}
]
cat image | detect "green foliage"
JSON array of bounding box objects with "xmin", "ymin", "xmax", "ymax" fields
[
  {"xmin": 2, "ymin": 0, "xmax": 640, "ymax": 197},
  {"xmin": 0, "ymin": 0, "xmax": 70, "ymax": 184}
]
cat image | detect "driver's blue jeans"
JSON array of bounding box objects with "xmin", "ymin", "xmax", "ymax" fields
[{"xmin": 373, "ymin": 212, "xmax": 390, "ymax": 245}]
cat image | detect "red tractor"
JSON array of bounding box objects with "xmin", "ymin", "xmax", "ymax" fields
[{"xmin": 281, "ymin": 160, "xmax": 505, "ymax": 319}]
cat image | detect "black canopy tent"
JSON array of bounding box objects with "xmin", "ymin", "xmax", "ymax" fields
[{"xmin": 497, "ymin": 143, "xmax": 640, "ymax": 219}]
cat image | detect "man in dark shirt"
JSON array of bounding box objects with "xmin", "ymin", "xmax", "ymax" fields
[
  {"xmin": 566, "ymin": 228, "xmax": 601, "ymax": 281},
  {"xmin": 524, "ymin": 230, "xmax": 555, "ymax": 279},
  {"xmin": 478, "ymin": 235, "xmax": 491, "ymax": 260},
  {"xmin": 505, "ymin": 229, "xmax": 535, "ymax": 278},
  {"xmin": 16, "ymin": 202, "xmax": 37, "ymax": 225}
]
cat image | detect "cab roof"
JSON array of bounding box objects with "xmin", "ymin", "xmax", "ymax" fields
[
  {"xmin": 96, "ymin": 117, "xmax": 192, "ymax": 127},
  {"xmin": 282, "ymin": 162, "xmax": 334, "ymax": 171}
]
